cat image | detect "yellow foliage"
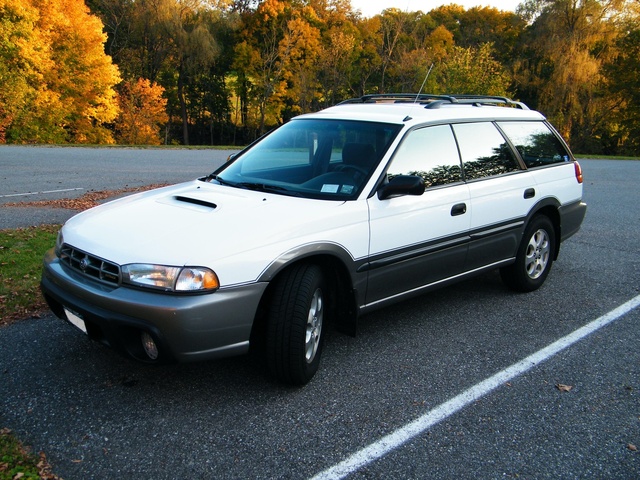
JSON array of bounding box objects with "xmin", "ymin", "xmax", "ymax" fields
[{"xmin": 0, "ymin": 0, "xmax": 120, "ymax": 143}]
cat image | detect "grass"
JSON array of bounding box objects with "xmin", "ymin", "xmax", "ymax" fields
[
  {"xmin": 0, "ymin": 428, "xmax": 59, "ymax": 479},
  {"xmin": 0, "ymin": 225, "xmax": 59, "ymax": 326},
  {"xmin": 0, "ymin": 228, "xmax": 62, "ymax": 478}
]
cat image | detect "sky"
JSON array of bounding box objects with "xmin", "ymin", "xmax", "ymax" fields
[{"xmin": 350, "ymin": 0, "xmax": 522, "ymax": 17}]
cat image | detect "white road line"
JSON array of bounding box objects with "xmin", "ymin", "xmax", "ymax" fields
[
  {"xmin": 310, "ymin": 294, "xmax": 640, "ymax": 480},
  {"xmin": 0, "ymin": 187, "xmax": 84, "ymax": 198}
]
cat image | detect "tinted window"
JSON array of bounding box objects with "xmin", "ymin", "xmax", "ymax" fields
[
  {"xmin": 498, "ymin": 121, "xmax": 571, "ymax": 168},
  {"xmin": 388, "ymin": 124, "xmax": 462, "ymax": 188},
  {"xmin": 453, "ymin": 122, "xmax": 520, "ymax": 181}
]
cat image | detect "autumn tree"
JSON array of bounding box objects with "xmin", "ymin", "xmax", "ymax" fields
[
  {"xmin": 0, "ymin": 0, "xmax": 64, "ymax": 143},
  {"xmin": 0, "ymin": 0, "xmax": 120, "ymax": 144},
  {"xmin": 313, "ymin": 0, "xmax": 361, "ymax": 105},
  {"xmin": 513, "ymin": 0, "xmax": 628, "ymax": 149},
  {"xmin": 349, "ymin": 16, "xmax": 383, "ymax": 96},
  {"xmin": 116, "ymin": 78, "xmax": 168, "ymax": 144},
  {"xmin": 602, "ymin": 6, "xmax": 640, "ymax": 154},
  {"xmin": 233, "ymin": 0, "xmax": 293, "ymax": 135},
  {"xmin": 435, "ymin": 43, "xmax": 511, "ymax": 96}
]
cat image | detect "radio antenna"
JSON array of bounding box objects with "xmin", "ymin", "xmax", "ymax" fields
[{"xmin": 414, "ymin": 63, "xmax": 434, "ymax": 103}]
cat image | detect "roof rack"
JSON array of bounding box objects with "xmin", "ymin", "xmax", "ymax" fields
[{"xmin": 337, "ymin": 94, "xmax": 529, "ymax": 110}]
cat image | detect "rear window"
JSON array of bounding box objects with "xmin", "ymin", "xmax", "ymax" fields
[{"xmin": 498, "ymin": 121, "xmax": 571, "ymax": 168}]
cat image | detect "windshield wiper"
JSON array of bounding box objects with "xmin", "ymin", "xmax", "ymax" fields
[
  {"xmin": 208, "ymin": 174, "xmax": 234, "ymax": 187},
  {"xmin": 235, "ymin": 182, "xmax": 303, "ymax": 197},
  {"xmin": 209, "ymin": 176, "xmax": 301, "ymax": 197}
]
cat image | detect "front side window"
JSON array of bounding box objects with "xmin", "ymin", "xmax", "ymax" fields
[
  {"xmin": 453, "ymin": 122, "xmax": 520, "ymax": 181},
  {"xmin": 498, "ymin": 121, "xmax": 571, "ymax": 168},
  {"xmin": 213, "ymin": 119, "xmax": 402, "ymax": 200},
  {"xmin": 387, "ymin": 124, "xmax": 462, "ymax": 188}
]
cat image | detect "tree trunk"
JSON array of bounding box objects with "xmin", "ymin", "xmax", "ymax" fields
[{"xmin": 178, "ymin": 65, "xmax": 189, "ymax": 145}]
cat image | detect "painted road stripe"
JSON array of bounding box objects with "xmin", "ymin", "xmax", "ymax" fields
[
  {"xmin": 0, "ymin": 187, "xmax": 83, "ymax": 198},
  {"xmin": 310, "ymin": 294, "xmax": 640, "ymax": 480}
]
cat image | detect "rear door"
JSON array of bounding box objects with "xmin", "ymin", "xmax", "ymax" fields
[{"xmin": 452, "ymin": 122, "xmax": 536, "ymax": 269}]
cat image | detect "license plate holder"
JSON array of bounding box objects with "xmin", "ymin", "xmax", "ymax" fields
[{"xmin": 64, "ymin": 308, "xmax": 87, "ymax": 334}]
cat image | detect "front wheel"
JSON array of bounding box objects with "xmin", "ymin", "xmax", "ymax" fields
[
  {"xmin": 266, "ymin": 263, "xmax": 326, "ymax": 385},
  {"xmin": 501, "ymin": 215, "xmax": 556, "ymax": 292}
]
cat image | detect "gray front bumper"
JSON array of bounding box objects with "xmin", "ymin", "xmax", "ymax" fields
[{"xmin": 40, "ymin": 248, "xmax": 268, "ymax": 363}]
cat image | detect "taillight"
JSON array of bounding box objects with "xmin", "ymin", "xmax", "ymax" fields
[{"xmin": 574, "ymin": 161, "xmax": 583, "ymax": 184}]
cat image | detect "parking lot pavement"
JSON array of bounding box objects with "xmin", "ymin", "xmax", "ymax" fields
[
  {"xmin": 0, "ymin": 156, "xmax": 639, "ymax": 479},
  {"xmin": 0, "ymin": 146, "xmax": 233, "ymax": 229}
]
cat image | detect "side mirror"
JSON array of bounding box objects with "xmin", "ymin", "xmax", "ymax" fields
[{"xmin": 377, "ymin": 175, "xmax": 425, "ymax": 200}]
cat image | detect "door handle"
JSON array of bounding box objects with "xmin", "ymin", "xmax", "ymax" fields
[
  {"xmin": 524, "ymin": 188, "xmax": 536, "ymax": 199},
  {"xmin": 451, "ymin": 203, "xmax": 467, "ymax": 216}
]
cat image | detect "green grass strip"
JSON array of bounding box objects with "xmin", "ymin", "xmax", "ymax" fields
[{"xmin": 0, "ymin": 225, "xmax": 59, "ymax": 326}]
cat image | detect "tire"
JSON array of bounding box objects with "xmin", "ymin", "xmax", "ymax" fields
[
  {"xmin": 501, "ymin": 215, "xmax": 556, "ymax": 292},
  {"xmin": 266, "ymin": 263, "xmax": 326, "ymax": 385}
]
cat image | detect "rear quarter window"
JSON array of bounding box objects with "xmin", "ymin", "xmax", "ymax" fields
[{"xmin": 498, "ymin": 121, "xmax": 571, "ymax": 168}]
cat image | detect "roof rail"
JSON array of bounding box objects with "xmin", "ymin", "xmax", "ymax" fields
[{"xmin": 337, "ymin": 94, "xmax": 529, "ymax": 110}]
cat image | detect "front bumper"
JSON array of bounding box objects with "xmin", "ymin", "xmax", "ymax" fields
[{"xmin": 40, "ymin": 248, "xmax": 268, "ymax": 363}]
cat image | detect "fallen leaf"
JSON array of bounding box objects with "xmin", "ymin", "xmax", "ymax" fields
[{"xmin": 556, "ymin": 384, "xmax": 573, "ymax": 392}]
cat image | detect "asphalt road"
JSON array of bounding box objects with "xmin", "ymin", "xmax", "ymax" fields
[
  {"xmin": 0, "ymin": 145, "xmax": 235, "ymax": 228},
  {"xmin": 1, "ymin": 148, "xmax": 639, "ymax": 479}
]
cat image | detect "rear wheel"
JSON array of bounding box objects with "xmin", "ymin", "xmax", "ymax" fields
[
  {"xmin": 266, "ymin": 263, "xmax": 326, "ymax": 385},
  {"xmin": 501, "ymin": 215, "xmax": 556, "ymax": 292}
]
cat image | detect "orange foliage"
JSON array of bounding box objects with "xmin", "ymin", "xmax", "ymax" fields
[{"xmin": 116, "ymin": 78, "xmax": 168, "ymax": 145}]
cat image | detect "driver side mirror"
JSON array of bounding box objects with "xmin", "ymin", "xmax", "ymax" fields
[{"xmin": 377, "ymin": 175, "xmax": 425, "ymax": 200}]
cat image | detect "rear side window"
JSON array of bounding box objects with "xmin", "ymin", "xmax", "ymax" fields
[
  {"xmin": 452, "ymin": 122, "xmax": 521, "ymax": 181},
  {"xmin": 498, "ymin": 121, "xmax": 571, "ymax": 168},
  {"xmin": 388, "ymin": 124, "xmax": 462, "ymax": 188}
]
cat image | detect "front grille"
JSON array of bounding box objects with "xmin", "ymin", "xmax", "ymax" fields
[{"xmin": 59, "ymin": 244, "xmax": 121, "ymax": 285}]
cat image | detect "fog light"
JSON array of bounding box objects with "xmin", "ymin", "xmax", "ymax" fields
[{"xmin": 141, "ymin": 332, "xmax": 159, "ymax": 360}]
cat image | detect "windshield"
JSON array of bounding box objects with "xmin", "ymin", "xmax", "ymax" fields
[{"xmin": 210, "ymin": 118, "xmax": 402, "ymax": 200}]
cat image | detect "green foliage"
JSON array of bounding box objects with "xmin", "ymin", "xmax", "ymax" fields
[
  {"xmin": 0, "ymin": 427, "xmax": 60, "ymax": 479},
  {"xmin": 0, "ymin": 225, "xmax": 59, "ymax": 325},
  {"xmin": 436, "ymin": 43, "xmax": 511, "ymax": 96}
]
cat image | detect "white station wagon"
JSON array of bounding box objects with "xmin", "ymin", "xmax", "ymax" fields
[{"xmin": 41, "ymin": 94, "xmax": 587, "ymax": 384}]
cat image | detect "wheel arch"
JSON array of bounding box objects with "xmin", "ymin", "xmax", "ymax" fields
[
  {"xmin": 526, "ymin": 198, "xmax": 561, "ymax": 260},
  {"xmin": 250, "ymin": 245, "xmax": 361, "ymax": 350}
]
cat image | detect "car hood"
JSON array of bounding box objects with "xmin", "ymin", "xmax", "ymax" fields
[{"xmin": 61, "ymin": 180, "xmax": 358, "ymax": 282}]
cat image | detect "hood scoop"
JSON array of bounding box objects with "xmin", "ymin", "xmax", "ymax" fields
[{"xmin": 172, "ymin": 195, "xmax": 217, "ymax": 210}]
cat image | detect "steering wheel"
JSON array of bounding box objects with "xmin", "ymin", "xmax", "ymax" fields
[{"xmin": 334, "ymin": 164, "xmax": 368, "ymax": 181}]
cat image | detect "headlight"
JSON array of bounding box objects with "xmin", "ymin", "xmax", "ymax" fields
[
  {"xmin": 122, "ymin": 264, "xmax": 219, "ymax": 292},
  {"xmin": 55, "ymin": 230, "xmax": 64, "ymax": 256}
]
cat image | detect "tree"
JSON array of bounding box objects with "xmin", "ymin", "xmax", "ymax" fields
[
  {"xmin": 115, "ymin": 78, "xmax": 168, "ymax": 144},
  {"xmin": 603, "ymin": 19, "xmax": 640, "ymax": 154},
  {"xmin": 232, "ymin": 0, "xmax": 291, "ymax": 135},
  {"xmin": 0, "ymin": 0, "xmax": 65, "ymax": 142},
  {"xmin": 0, "ymin": 0, "xmax": 120, "ymax": 144},
  {"xmin": 513, "ymin": 0, "xmax": 627, "ymax": 149},
  {"xmin": 436, "ymin": 43, "xmax": 511, "ymax": 96}
]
